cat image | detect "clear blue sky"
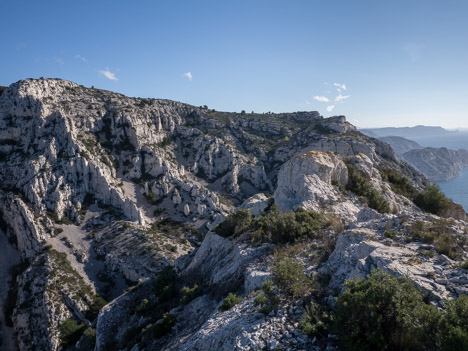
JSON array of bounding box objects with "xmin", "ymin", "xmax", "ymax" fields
[{"xmin": 1, "ymin": 0, "xmax": 468, "ymax": 128}]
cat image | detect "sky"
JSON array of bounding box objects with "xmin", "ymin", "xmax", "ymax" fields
[{"xmin": 1, "ymin": 0, "xmax": 468, "ymax": 128}]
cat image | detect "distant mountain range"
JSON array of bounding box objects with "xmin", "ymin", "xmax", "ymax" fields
[{"xmin": 360, "ymin": 125, "xmax": 454, "ymax": 138}]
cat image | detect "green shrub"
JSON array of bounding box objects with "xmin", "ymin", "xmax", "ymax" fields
[
  {"xmin": 85, "ymin": 295, "xmax": 107, "ymax": 321},
  {"xmin": 145, "ymin": 192, "xmax": 158, "ymax": 205},
  {"xmin": 440, "ymin": 295, "xmax": 468, "ymax": 351},
  {"xmin": 301, "ymin": 302, "xmax": 331, "ymax": 337},
  {"xmin": 378, "ymin": 167, "xmax": 418, "ymax": 199},
  {"xmin": 213, "ymin": 206, "xmax": 325, "ymax": 243},
  {"xmin": 136, "ymin": 298, "xmax": 150, "ymax": 315},
  {"xmin": 180, "ymin": 284, "xmax": 203, "ymax": 305},
  {"xmin": 414, "ymin": 184, "xmax": 450, "ymax": 215},
  {"xmin": 152, "ymin": 313, "xmax": 176, "ymax": 338},
  {"xmin": 220, "ymin": 293, "xmax": 242, "ymax": 311},
  {"xmin": 271, "ymin": 257, "xmax": 312, "ymax": 298},
  {"xmin": 251, "ymin": 205, "xmax": 324, "ymax": 243},
  {"xmin": 384, "ymin": 230, "xmax": 399, "ymax": 239},
  {"xmin": 60, "ymin": 318, "xmax": 86, "ymax": 345},
  {"xmin": 436, "ymin": 234, "xmax": 458, "ymax": 259},
  {"xmin": 254, "ymin": 279, "xmax": 279, "ymax": 314},
  {"xmin": 335, "ymin": 270, "xmax": 440, "ymax": 351},
  {"xmin": 154, "ymin": 266, "xmax": 178, "ymax": 303},
  {"xmin": 213, "ymin": 209, "xmax": 252, "ymax": 237},
  {"xmin": 346, "ymin": 164, "xmax": 390, "ymax": 213}
]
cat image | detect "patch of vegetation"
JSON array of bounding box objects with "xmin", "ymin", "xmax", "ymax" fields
[
  {"xmin": 301, "ymin": 302, "xmax": 332, "ymax": 338},
  {"xmin": 77, "ymin": 328, "xmax": 96, "ymax": 350},
  {"xmin": 85, "ymin": 295, "xmax": 107, "ymax": 321},
  {"xmin": 335, "ymin": 270, "xmax": 468, "ymax": 351},
  {"xmin": 180, "ymin": 284, "xmax": 203, "ymax": 305},
  {"xmin": 271, "ymin": 257, "xmax": 313, "ymax": 298},
  {"xmin": 47, "ymin": 211, "xmax": 73, "ymax": 225},
  {"xmin": 151, "ymin": 312, "xmax": 177, "ymax": 338},
  {"xmin": 145, "ymin": 192, "xmax": 158, "ymax": 205},
  {"xmin": 440, "ymin": 295, "xmax": 468, "ymax": 350},
  {"xmin": 154, "ymin": 266, "xmax": 178, "ymax": 303},
  {"xmin": 405, "ymin": 219, "xmax": 464, "ymax": 260},
  {"xmin": 254, "ymin": 279, "xmax": 279, "ymax": 315},
  {"xmin": 60, "ymin": 318, "xmax": 86, "ymax": 346},
  {"xmin": 214, "ymin": 205, "xmax": 326, "ymax": 244},
  {"xmin": 220, "ymin": 292, "xmax": 242, "ymax": 311},
  {"xmin": 414, "ymin": 184, "xmax": 451, "ymax": 216},
  {"xmin": 157, "ymin": 135, "xmax": 172, "ymax": 148},
  {"xmin": 346, "ymin": 163, "xmax": 390, "ymax": 213},
  {"xmin": 384, "ymin": 230, "xmax": 399, "ymax": 239},
  {"xmin": 378, "ymin": 167, "xmax": 418, "ymax": 199},
  {"xmin": 213, "ymin": 209, "xmax": 252, "ymax": 237}
]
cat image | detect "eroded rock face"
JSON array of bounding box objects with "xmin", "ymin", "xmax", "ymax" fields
[
  {"xmin": 320, "ymin": 228, "xmax": 463, "ymax": 303},
  {"xmin": 274, "ymin": 151, "xmax": 349, "ymax": 212}
]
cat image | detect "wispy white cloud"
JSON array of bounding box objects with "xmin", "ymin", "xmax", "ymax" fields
[
  {"xmin": 333, "ymin": 82, "xmax": 346, "ymax": 92},
  {"xmin": 100, "ymin": 69, "xmax": 118, "ymax": 81},
  {"xmin": 327, "ymin": 105, "xmax": 335, "ymax": 112},
  {"xmin": 54, "ymin": 57, "xmax": 64, "ymax": 65},
  {"xmin": 313, "ymin": 95, "xmax": 329, "ymax": 103},
  {"xmin": 75, "ymin": 54, "xmax": 87, "ymax": 62},
  {"xmin": 183, "ymin": 72, "xmax": 192, "ymax": 81},
  {"xmin": 305, "ymin": 100, "xmax": 311, "ymax": 105},
  {"xmin": 335, "ymin": 94, "xmax": 350, "ymax": 102}
]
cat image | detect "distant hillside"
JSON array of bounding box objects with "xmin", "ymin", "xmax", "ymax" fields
[
  {"xmin": 379, "ymin": 136, "xmax": 422, "ymax": 155},
  {"xmin": 361, "ymin": 125, "xmax": 453, "ymax": 138},
  {"xmin": 402, "ymin": 147, "xmax": 468, "ymax": 181},
  {"xmin": 377, "ymin": 135, "xmax": 468, "ymax": 181}
]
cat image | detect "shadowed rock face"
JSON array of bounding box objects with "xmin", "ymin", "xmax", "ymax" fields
[{"xmin": 1, "ymin": 78, "xmax": 466, "ymax": 351}]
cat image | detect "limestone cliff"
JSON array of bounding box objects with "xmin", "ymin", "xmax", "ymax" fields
[{"xmin": 0, "ymin": 78, "xmax": 466, "ymax": 351}]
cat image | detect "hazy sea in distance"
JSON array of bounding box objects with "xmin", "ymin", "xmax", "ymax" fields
[{"xmin": 411, "ymin": 131, "xmax": 468, "ymax": 211}]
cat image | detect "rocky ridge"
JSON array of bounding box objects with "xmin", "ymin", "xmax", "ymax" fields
[{"xmin": 0, "ymin": 78, "xmax": 466, "ymax": 351}]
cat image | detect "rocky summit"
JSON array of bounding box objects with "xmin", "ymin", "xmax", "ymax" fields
[{"xmin": 0, "ymin": 78, "xmax": 467, "ymax": 351}]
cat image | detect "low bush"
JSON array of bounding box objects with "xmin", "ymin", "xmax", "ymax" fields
[
  {"xmin": 152, "ymin": 313, "xmax": 176, "ymax": 338},
  {"xmin": 346, "ymin": 164, "xmax": 390, "ymax": 213},
  {"xmin": 213, "ymin": 209, "xmax": 252, "ymax": 237},
  {"xmin": 378, "ymin": 167, "xmax": 419, "ymax": 199},
  {"xmin": 145, "ymin": 192, "xmax": 158, "ymax": 205},
  {"xmin": 60, "ymin": 318, "xmax": 86, "ymax": 346},
  {"xmin": 254, "ymin": 279, "xmax": 279, "ymax": 314},
  {"xmin": 180, "ymin": 284, "xmax": 203, "ymax": 305},
  {"xmin": 214, "ymin": 205, "xmax": 325, "ymax": 243},
  {"xmin": 384, "ymin": 230, "xmax": 399, "ymax": 239},
  {"xmin": 414, "ymin": 184, "xmax": 450, "ymax": 215},
  {"xmin": 335, "ymin": 270, "xmax": 468, "ymax": 351},
  {"xmin": 440, "ymin": 295, "xmax": 468, "ymax": 350},
  {"xmin": 85, "ymin": 295, "xmax": 107, "ymax": 321},
  {"xmin": 154, "ymin": 266, "xmax": 178, "ymax": 303},
  {"xmin": 301, "ymin": 302, "xmax": 332, "ymax": 338},
  {"xmin": 220, "ymin": 293, "xmax": 242, "ymax": 311},
  {"xmin": 271, "ymin": 257, "xmax": 313, "ymax": 298}
]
